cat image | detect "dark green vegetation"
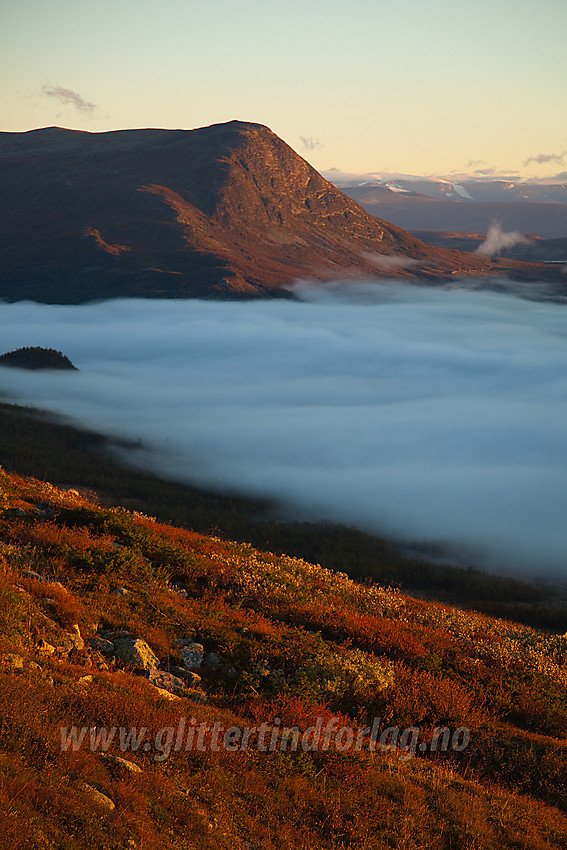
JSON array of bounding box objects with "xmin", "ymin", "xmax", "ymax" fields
[
  {"xmin": 0, "ymin": 401, "xmax": 565, "ymax": 632},
  {"xmin": 1, "ymin": 466, "xmax": 566, "ymax": 849},
  {"xmin": 0, "ymin": 346, "xmax": 77, "ymax": 370}
]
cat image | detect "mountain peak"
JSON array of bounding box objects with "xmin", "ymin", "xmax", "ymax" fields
[{"xmin": 0, "ymin": 121, "xmax": 549, "ymax": 303}]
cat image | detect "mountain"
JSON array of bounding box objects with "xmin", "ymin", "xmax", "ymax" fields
[
  {"xmin": 341, "ymin": 185, "xmax": 567, "ymax": 240},
  {"xmin": 1, "ymin": 121, "xmax": 560, "ymax": 304},
  {"xmin": 329, "ymin": 175, "xmax": 567, "ymax": 204}
]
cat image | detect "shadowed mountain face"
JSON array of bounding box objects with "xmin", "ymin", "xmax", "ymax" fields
[{"xmin": 0, "ymin": 121, "xmax": 559, "ymax": 303}]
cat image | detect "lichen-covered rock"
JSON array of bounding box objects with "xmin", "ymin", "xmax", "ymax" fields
[
  {"xmin": 0, "ymin": 653, "xmax": 24, "ymax": 670},
  {"xmin": 22, "ymin": 569, "xmax": 44, "ymax": 582},
  {"xmin": 147, "ymin": 669, "xmax": 187, "ymax": 695},
  {"xmin": 100, "ymin": 753, "xmax": 143, "ymax": 774},
  {"xmin": 81, "ymin": 783, "xmax": 115, "ymax": 812},
  {"xmin": 168, "ymin": 665, "xmax": 202, "ymax": 688},
  {"xmin": 100, "ymin": 629, "xmax": 133, "ymax": 640},
  {"xmin": 113, "ymin": 638, "xmax": 159, "ymax": 671},
  {"xmin": 222, "ymin": 664, "xmax": 239, "ymax": 682},
  {"xmin": 61, "ymin": 624, "xmax": 84, "ymax": 652},
  {"xmin": 185, "ymin": 688, "xmax": 208, "ymax": 705},
  {"xmin": 36, "ymin": 639, "xmax": 55, "ymax": 657},
  {"xmin": 154, "ymin": 687, "xmax": 181, "ymax": 700},
  {"xmin": 89, "ymin": 636, "xmax": 114, "ymax": 655},
  {"xmin": 173, "ymin": 636, "xmax": 196, "ymax": 648},
  {"xmin": 203, "ymin": 651, "xmax": 222, "ymax": 670},
  {"xmin": 179, "ymin": 642, "xmax": 204, "ymax": 671},
  {"xmin": 253, "ymin": 660, "xmax": 271, "ymax": 678}
]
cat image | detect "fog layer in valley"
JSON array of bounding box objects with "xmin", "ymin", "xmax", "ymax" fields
[{"xmin": 1, "ymin": 281, "xmax": 566, "ymax": 577}]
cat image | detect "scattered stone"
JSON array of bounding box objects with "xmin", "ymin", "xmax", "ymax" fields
[
  {"xmin": 0, "ymin": 653, "xmax": 25, "ymax": 670},
  {"xmin": 36, "ymin": 500, "xmax": 55, "ymax": 511},
  {"xmin": 100, "ymin": 629, "xmax": 134, "ymax": 640},
  {"xmin": 168, "ymin": 665, "xmax": 202, "ymax": 688},
  {"xmin": 222, "ymin": 665, "xmax": 239, "ymax": 681},
  {"xmin": 78, "ymin": 675, "xmax": 94, "ymax": 686},
  {"xmin": 62, "ymin": 624, "xmax": 84, "ymax": 652},
  {"xmin": 111, "ymin": 587, "xmax": 129, "ymax": 597},
  {"xmin": 36, "ymin": 639, "xmax": 55, "ymax": 657},
  {"xmin": 202, "ymin": 651, "xmax": 222, "ymax": 670},
  {"xmin": 100, "ymin": 753, "xmax": 143, "ymax": 774},
  {"xmin": 179, "ymin": 642, "xmax": 204, "ymax": 671},
  {"xmin": 185, "ymin": 688, "xmax": 208, "ymax": 705},
  {"xmin": 113, "ymin": 638, "xmax": 159, "ymax": 671},
  {"xmin": 58, "ymin": 634, "xmax": 79, "ymax": 654},
  {"xmin": 38, "ymin": 614, "xmax": 59, "ymax": 630},
  {"xmin": 89, "ymin": 636, "xmax": 115, "ymax": 655},
  {"xmin": 22, "ymin": 661, "xmax": 53, "ymax": 685},
  {"xmin": 146, "ymin": 669, "xmax": 187, "ymax": 695},
  {"xmin": 170, "ymin": 581, "xmax": 188, "ymax": 597},
  {"xmin": 81, "ymin": 783, "xmax": 116, "ymax": 812},
  {"xmin": 14, "ymin": 508, "xmax": 27, "ymax": 517},
  {"xmin": 154, "ymin": 687, "xmax": 180, "ymax": 700},
  {"xmin": 173, "ymin": 636, "xmax": 196, "ymax": 648},
  {"xmin": 22, "ymin": 569, "xmax": 44, "ymax": 582},
  {"xmin": 253, "ymin": 661, "xmax": 271, "ymax": 678}
]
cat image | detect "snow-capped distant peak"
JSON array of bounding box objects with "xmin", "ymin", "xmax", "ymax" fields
[
  {"xmin": 384, "ymin": 182, "xmax": 412, "ymax": 194},
  {"xmin": 452, "ymin": 183, "xmax": 474, "ymax": 200}
]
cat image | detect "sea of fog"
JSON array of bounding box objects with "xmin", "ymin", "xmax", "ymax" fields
[{"xmin": 1, "ymin": 280, "xmax": 566, "ymax": 578}]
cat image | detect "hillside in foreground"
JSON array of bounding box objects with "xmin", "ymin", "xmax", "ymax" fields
[{"xmin": 1, "ymin": 466, "xmax": 567, "ymax": 849}]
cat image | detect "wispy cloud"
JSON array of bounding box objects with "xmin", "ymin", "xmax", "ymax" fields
[
  {"xmin": 42, "ymin": 85, "xmax": 97, "ymax": 115},
  {"xmin": 300, "ymin": 136, "xmax": 322, "ymax": 152},
  {"xmin": 363, "ymin": 253, "xmax": 418, "ymax": 270},
  {"xmin": 476, "ymin": 222, "xmax": 531, "ymax": 257},
  {"xmin": 524, "ymin": 150, "xmax": 565, "ymax": 167}
]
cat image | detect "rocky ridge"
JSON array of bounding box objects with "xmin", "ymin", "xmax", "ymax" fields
[{"xmin": 1, "ymin": 121, "xmax": 555, "ymax": 304}]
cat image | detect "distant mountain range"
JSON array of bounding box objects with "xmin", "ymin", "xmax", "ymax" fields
[
  {"xmin": 0, "ymin": 121, "xmax": 564, "ymax": 303},
  {"xmin": 326, "ymin": 173, "xmax": 567, "ymax": 204},
  {"xmin": 334, "ymin": 178, "xmax": 567, "ymax": 240}
]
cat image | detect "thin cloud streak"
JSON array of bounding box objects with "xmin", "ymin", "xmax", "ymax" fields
[
  {"xmin": 524, "ymin": 150, "xmax": 565, "ymax": 167},
  {"xmin": 41, "ymin": 85, "xmax": 97, "ymax": 115},
  {"xmin": 0, "ymin": 284, "xmax": 566, "ymax": 577}
]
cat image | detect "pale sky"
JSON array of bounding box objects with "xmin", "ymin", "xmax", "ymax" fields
[{"xmin": 2, "ymin": 0, "xmax": 566, "ymax": 179}]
